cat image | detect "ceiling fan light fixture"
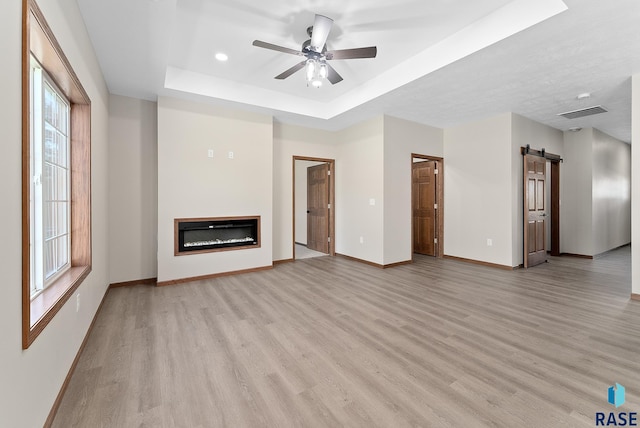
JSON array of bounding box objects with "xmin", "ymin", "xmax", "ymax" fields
[
  {"xmin": 306, "ymin": 59, "xmax": 325, "ymax": 87},
  {"xmin": 252, "ymin": 13, "xmax": 376, "ymax": 87},
  {"xmin": 306, "ymin": 59, "xmax": 315, "ymax": 81},
  {"xmin": 319, "ymin": 63, "xmax": 328, "ymax": 79}
]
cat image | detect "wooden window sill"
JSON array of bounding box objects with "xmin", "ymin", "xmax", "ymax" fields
[{"xmin": 29, "ymin": 265, "xmax": 91, "ymax": 337}]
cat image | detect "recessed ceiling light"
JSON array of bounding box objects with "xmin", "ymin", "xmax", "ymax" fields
[
  {"xmin": 215, "ymin": 53, "xmax": 228, "ymax": 62},
  {"xmin": 568, "ymin": 127, "xmax": 583, "ymax": 132},
  {"xmin": 576, "ymin": 92, "xmax": 591, "ymax": 100}
]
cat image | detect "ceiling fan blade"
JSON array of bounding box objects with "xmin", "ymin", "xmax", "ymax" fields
[
  {"xmin": 253, "ymin": 40, "xmax": 303, "ymax": 56},
  {"xmin": 275, "ymin": 61, "xmax": 307, "ymax": 80},
  {"xmin": 310, "ymin": 14, "xmax": 333, "ymax": 52},
  {"xmin": 326, "ymin": 63, "xmax": 343, "ymax": 85},
  {"xmin": 326, "ymin": 46, "xmax": 377, "ymax": 60}
]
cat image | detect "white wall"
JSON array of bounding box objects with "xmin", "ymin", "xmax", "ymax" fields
[
  {"xmin": 273, "ymin": 123, "xmax": 339, "ymax": 261},
  {"xmin": 0, "ymin": 1, "xmax": 110, "ymax": 426},
  {"xmin": 632, "ymin": 74, "xmax": 640, "ymax": 297},
  {"xmin": 560, "ymin": 127, "xmax": 630, "ymax": 257},
  {"xmin": 383, "ymin": 116, "xmax": 443, "ymax": 264},
  {"xmin": 109, "ymin": 95, "xmax": 158, "ymax": 283},
  {"xmin": 592, "ymin": 129, "xmax": 631, "ymax": 255},
  {"xmin": 335, "ymin": 117, "xmax": 385, "ymax": 264},
  {"xmin": 443, "ymin": 113, "xmax": 514, "ymax": 266},
  {"xmin": 294, "ymin": 160, "xmax": 324, "ymax": 245},
  {"xmin": 561, "ymin": 129, "xmax": 594, "ymax": 256},
  {"xmin": 511, "ymin": 113, "xmax": 564, "ymax": 265},
  {"xmin": 157, "ymin": 97, "xmax": 273, "ymax": 282}
]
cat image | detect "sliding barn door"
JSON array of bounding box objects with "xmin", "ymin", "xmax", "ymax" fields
[{"xmin": 524, "ymin": 154, "xmax": 547, "ymax": 268}]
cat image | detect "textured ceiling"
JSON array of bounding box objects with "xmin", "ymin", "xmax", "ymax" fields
[{"xmin": 76, "ymin": 0, "xmax": 640, "ymax": 142}]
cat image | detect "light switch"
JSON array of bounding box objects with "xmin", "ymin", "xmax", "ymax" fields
[
  {"xmin": 207, "ymin": 149, "xmax": 214, "ymax": 158},
  {"xmin": 369, "ymin": 198, "xmax": 375, "ymax": 206}
]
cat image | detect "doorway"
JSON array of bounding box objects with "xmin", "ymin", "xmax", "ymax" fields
[
  {"xmin": 411, "ymin": 154, "xmax": 444, "ymax": 258},
  {"xmin": 293, "ymin": 156, "xmax": 335, "ymax": 260}
]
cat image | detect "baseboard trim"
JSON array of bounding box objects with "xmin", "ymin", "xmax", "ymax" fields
[
  {"xmin": 44, "ymin": 286, "xmax": 111, "ymax": 427},
  {"xmin": 109, "ymin": 277, "xmax": 157, "ymax": 288},
  {"xmin": 156, "ymin": 265, "xmax": 273, "ymax": 287},
  {"xmin": 384, "ymin": 260, "xmax": 413, "ymax": 269},
  {"xmin": 336, "ymin": 253, "xmax": 412, "ymax": 269},
  {"xmin": 594, "ymin": 243, "xmax": 631, "ymax": 259},
  {"xmin": 443, "ymin": 255, "xmax": 516, "ymax": 271},
  {"xmin": 560, "ymin": 253, "xmax": 594, "ymax": 260},
  {"xmin": 631, "ymin": 294, "xmax": 640, "ymax": 302},
  {"xmin": 273, "ymin": 258, "xmax": 294, "ymax": 265}
]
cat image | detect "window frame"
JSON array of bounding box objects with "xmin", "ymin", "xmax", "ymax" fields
[
  {"xmin": 30, "ymin": 58, "xmax": 73, "ymax": 298},
  {"xmin": 22, "ymin": 0, "xmax": 92, "ymax": 349}
]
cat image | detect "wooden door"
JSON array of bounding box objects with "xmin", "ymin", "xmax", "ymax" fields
[
  {"xmin": 307, "ymin": 163, "xmax": 329, "ymax": 253},
  {"xmin": 524, "ymin": 154, "xmax": 547, "ymax": 267},
  {"xmin": 412, "ymin": 161, "xmax": 437, "ymax": 256}
]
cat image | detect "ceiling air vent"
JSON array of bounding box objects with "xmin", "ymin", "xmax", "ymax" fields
[{"xmin": 558, "ymin": 105, "xmax": 608, "ymax": 119}]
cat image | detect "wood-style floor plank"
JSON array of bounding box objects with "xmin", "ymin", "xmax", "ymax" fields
[{"xmin": 52, "ymin": 247, "xmax": 640, "ymax": 427}]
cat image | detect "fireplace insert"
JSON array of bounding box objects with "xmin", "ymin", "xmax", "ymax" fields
[{"xmin": 174, "ymin": 216, "xmax": 260, "ymax": 255}]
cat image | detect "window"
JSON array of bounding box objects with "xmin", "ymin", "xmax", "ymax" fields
[
  {"xmin": 22, "ymin": 0, "xmax": 92, "ymax": 349},
  {"xmin": 30, "ymin": 57, "xmax": 72, "ymax": 298}
]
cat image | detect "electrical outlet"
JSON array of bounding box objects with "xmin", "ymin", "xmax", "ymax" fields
[
  {"xmin": 76, "ymin": 293, "xmax": 80, "ymax": 312},
  {"xmin": 228, "ymin": 151, "xmax": 234, "ymax": 159},
  {"xmin": 207, "ymin": 149, "xmax": 214, "ymax": 158},
  {"xmin": 487, "ymin": 238, "xmax": 493, "ymax": 247}
]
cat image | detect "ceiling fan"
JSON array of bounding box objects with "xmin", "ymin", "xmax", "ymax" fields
[{"xmin": 252, "ymin": 14, "xmax": 377, "ymax": 87}]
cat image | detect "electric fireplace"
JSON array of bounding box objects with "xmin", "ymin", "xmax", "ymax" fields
[{"xmin": 174, "ymin": 216, "xmax": 260, "ymax": 256}]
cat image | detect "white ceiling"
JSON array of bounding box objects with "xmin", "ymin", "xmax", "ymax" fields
[{"xmin": 76, "ymin": 0, "xmax": 640, "ymax": 142}]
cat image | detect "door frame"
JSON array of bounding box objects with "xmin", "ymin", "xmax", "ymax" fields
[
  {"xmin": 521, "ymin": 146, "xmax": 561, "ymax": 267},
  {"xmin": 293, "ymin": 156, "xmax": 336, "ymax": 259},
  {"xmin": 411, "ymin": 154, "xmax": 444, "ymax": 259}
]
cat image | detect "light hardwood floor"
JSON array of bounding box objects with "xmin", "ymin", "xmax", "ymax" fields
[{"xmin": 52, "ymin": 247, "xmax": 640, "ymax": 427}]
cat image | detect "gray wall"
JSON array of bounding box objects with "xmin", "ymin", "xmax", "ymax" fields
[
  {"xmin": 562, "ymin": 128, "xmax": 631, "ymax": 257},
  {"xmin": 108, "ymin": 95, "xmax": 158, "ymax": 283},
  {"xmin": 157, "ymin": 97, "xmax": 273, "ymax": 282},
  {"xmin": 0, "ymin": 1, "xmax": 110, "ymax": 426},
  {"xmin": 632, "ymin": 74, "xmax": 640, "ymax": 297},
  {"xmin": 591, "ymin": 129, "xmax": 631, "ymax": 255}
]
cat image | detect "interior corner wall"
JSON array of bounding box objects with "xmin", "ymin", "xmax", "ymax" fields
[
  {"xmin": 273, "ymin": 123, "xmax": 339, "ymax": 261},
  {"xmin": 108, "ymin": 94, "xmax": 158, "ymax": 283},
  {"xmin": 335, "ymin": 117, "xmax": 385, "ymax": 265},
  {"xmin": 443, "ymin": 113, "xmax": 514, "ymax": 267},
  {"xmin": 591, "ymin": 129, "xmax": 631, "ymax": 255},
  {"xmin": 157, "ymin": 97, "xmax": 273, "ymax": 282},
  {"xmin": 511, "ymin": 113, "xmax": 564, "ymax": 266},
  {"xmin": 0, "ymin": 1, "xmax": 110, "ymax": 426},
  {"xmin": 561, "ymin": 129, "xmax": 594, "ymax": 256},
  {"xmin": 382, "ymin": 116, "xmax": 443, "ymax": 265},
  {"xmin": 632, "ymin": 74, "xmax": 640, "ymax": 297}
]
